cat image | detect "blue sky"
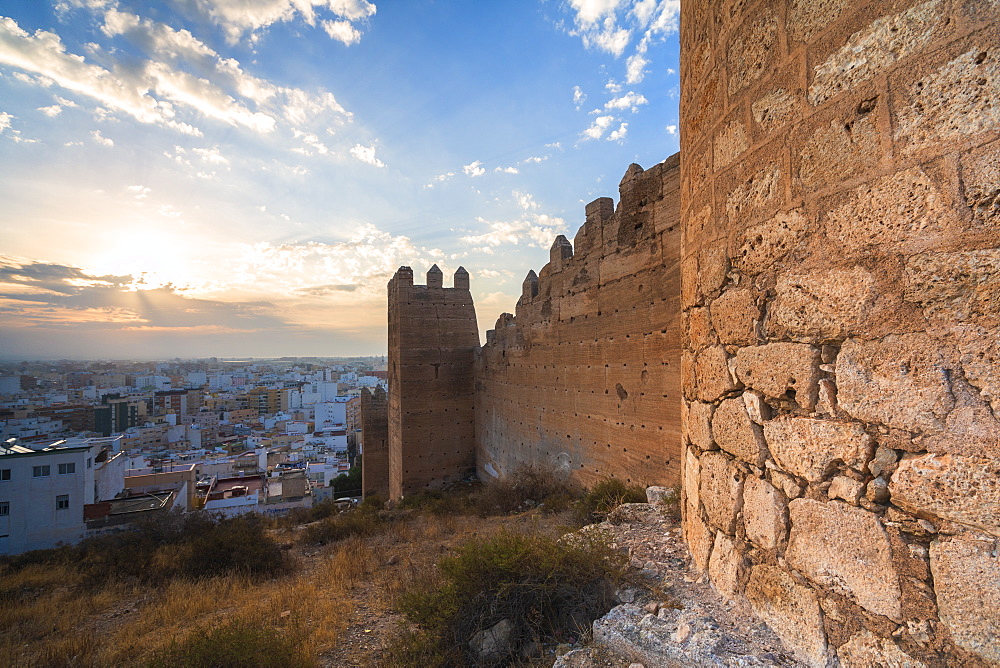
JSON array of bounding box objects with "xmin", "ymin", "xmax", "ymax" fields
[{"xmin": 0, "ymin": 0, "xmax": 680, "ymax": 359}]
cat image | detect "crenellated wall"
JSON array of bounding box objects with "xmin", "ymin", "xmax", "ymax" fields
[
  {"xmin": 360, "ymin": 385, "xmax": 388, "ymax": 498},
  {"xmin": 679, "ymin": 1, "xmax": 1000, "ymax": 666},
  {"xmin": 475, "ymin": 156, "xmax": 682, "ymax": 488},
  {"xmin": 387, "ymin": 265, "xmax": 479, "ymax": 499}
]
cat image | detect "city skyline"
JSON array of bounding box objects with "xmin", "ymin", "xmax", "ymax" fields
[{"xmin": 0, "ymin": 0, "xmax": 681, "ymax": 359}]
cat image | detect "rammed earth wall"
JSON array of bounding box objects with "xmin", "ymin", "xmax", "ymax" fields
[
  {"xmin": 679, "ymin": 1, "xmax": 1000, "ymax": 665},
  {"xmin": 475, "ymin": 156, "xmax": 682, "ymax": 488}
]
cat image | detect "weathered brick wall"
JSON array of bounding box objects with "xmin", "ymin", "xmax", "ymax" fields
[
  {"xmin": 388, "ymin": 265, "xmax": 479, "ymax": 499},
  {"xmin": 475, "ymin": 156, "xmax": 682, "ymax": 488},
  {"xmin": 680, "ymin": 1, "xmax": 1000, "ymax": 666},
  {"xmin": 360, "ymin": 386, "xmax": 388, "ymax": 498}
]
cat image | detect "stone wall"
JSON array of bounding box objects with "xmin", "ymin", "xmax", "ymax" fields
[
  {"xmin": 679, "ymin": 1, "xmax": 1000, "ymax": 666},
  {"xmin": 360, "ymin": 386, "xmax": 388, "ymax": 498},
  {"xmin": 475, "ymin": 156, "xmax": 682, "ymax": 488},
  {"xmin": 387, "ymin": 265, "xmax": 479, "ymax": 499}
]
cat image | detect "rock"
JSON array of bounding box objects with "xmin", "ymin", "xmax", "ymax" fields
[
  {"xmin": 710, "ymin": 288, "xmax": 759, "ymax": 346},
  {"xmin": 608, "ymin": 503, "xmax": 666, "ymax": 526},
  {"xmin": 732, "ymin": 343, "xmax": 821, "ymax": 409},
  {"xmin": 743, "ymin": 475, "xmax": 788, "ymax": 550},
  {"xmin": 745, "ymin": 564, "xmax": 828, "ymax": 668},
  {"xmin": 837, "ymin": 335, "xmax": 957, "ymax": 433},
  {"xmin": 469, "ymin": 618, "xmax": 514, "ymax": 663},
  {"xmin": 644, "ymin": 602, "xmax": 659, "ymax": 614},
  {"xmin": 712, "ymin": 396, "xmax": 768, "ymax": 466},
  {"xmin": 868, "ymin": 446, "xmax": 898, "ymax": 477},
  {"xmin": 786, "ymin": 499, "xmax": 902, "ymax": 622},
  {"xmin": 890, "ymin": 453, "xmax": 1000, "ymax": 537},
  {"xmin": 837, "ymin": 630, "xmax": 926, "ymax": 668},
  {"xmin": 866, "ymin": 476, "xmax": 890, "ymax": 504},
  {"xmin": 683, "ymin": 507, "xmax": 714, "ymax": 572},
  {"xmin": 828, "ymin": 476, "xmax": 864, "ymax": 505},
  {"xmin": 763, "ymin": 416, "xmax": 873, "ymax": 482},
  {"xmin": 646, "ymin": 486, "xmax": 678, "ymax": 505},
  {"xmin": 707, "ymin": 531, "xmax": 743, "ymax": 598},
  {"xmin": 743, "ymin": 390, "xmax": 770, "ymax": 424},
  {"xmin": 617, "ymin": 587, "xmax": 637, "ymax": 604},
  {"xmin": 930, "ymin": 534, "xmax": 1000, "ymax": 664},
  {"xmin": 699, "ymin": 451, "xmax": 744, "ymax": 534},
  {"xmin": 695, "ymin": 346, "xmax": 739, "ymax": 402}
]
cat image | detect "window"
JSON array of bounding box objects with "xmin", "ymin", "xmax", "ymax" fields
[
  {"xmin": 0, "ymin": 501, "xmax": 8, "ymax": 516},
  {"xmin": 56, "ymin": 495, "xmax": 69, "ymax": 510},
  {"xmin": 58, "ymin": 462, "xmax": 76, "ymax": 475},
  {"xmin": 0, "ymin": 469, "xmax": 9, "ymax": 481},
  {"xmin": 87, "ymin": 458, "xmax": 92, "ymax": 469},
  {"xmin": 32, "ymin": 465, "xmax": 50, "ymax": 478}
]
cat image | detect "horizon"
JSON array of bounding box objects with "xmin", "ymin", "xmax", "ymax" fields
[{"xmin": 0, "ymin": 0, "xmax": 681, "ymax": 359}]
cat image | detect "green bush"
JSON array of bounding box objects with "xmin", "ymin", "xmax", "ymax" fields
[
  {"xmin": 148, "ymin": 618, "xmax": 314, "ymax": 668},
  {"xmin": 574, "ymin": 478, "xmax": 647, "ymax": 525},
  {"xmin": 386, "ymin": 529, "xmax": 624, "ymax": 666}
]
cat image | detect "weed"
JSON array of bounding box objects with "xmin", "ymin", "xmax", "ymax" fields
[
  {"xmin": 474, "ymin": 465, "xmax": 577, "ymax": 516},
  {"xmin": 147, "ymin": 618, "xmax": 314, "ymax": 668},
  {"xmin": 574, "ymin": 478, "xmax": 647, "ymax": 525},
  {"xmin": 299, "ymin": 497, "xmax": 395, "ymax": 545},
  {"xmin": 385, "ymin": 529, "xmax": 624, "ymax": 666}
]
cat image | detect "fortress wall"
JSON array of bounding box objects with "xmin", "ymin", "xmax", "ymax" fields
[
  {"xmin": 680, "ymin": 1, "xmax": 1000, "ymax": 665},
  {"xmin": 360, "ymin": 386, "xmax": 388, "ymax": 498},
  {"xmin": 388, "ymin": 266, "xmax": 479, "ymax": 499},
  {"xmin": 475, "ymin": 155, "xmax": 682, "ymax": 487}
]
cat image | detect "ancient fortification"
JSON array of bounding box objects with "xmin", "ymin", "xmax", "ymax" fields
[{"xmin": 367, "ymin": 1, "xmax": 1000, "ymax": 665}]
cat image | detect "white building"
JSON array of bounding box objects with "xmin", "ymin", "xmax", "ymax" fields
[
  {"xmin": 314, "ymin": 400, "xmax": 348, "ymax": 431},
  {"xmin": 0, "ymin": 437, "xmax": 126, "ymax": 555}
]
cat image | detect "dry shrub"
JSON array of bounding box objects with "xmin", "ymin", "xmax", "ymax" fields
[
  {"xmin": 147, "ymin": 618, "xmax": 314, "ymax": 668},
  {"xmin": 384, "ymin": 528, "xmax": 624, "ymax": 667},
  {"xmin": 574, "ymin": 478, "xmax": 647, "ymax": 525},
  {"xmin": 474, "ymin": 465, "xmax": 577, "ymax": 516},
  {"xmin": 299, "ymin": 498, "xmax": 397, "ymax": 545}
]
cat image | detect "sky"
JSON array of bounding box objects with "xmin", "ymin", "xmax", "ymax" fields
[{"xmin": 0, "ymin": 0, "xmax": 681, "ymax": 359}]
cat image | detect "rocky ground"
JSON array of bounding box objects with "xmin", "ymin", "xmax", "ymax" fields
[{"xmin": 555, "ymin": 499, "xmax": 803, "ymax": 667}]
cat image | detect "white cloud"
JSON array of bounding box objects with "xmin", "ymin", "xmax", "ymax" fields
[
  {"xmin": 191, "ymin": 146, "xmax": 229, "ymax": 165},
  {"xmin": 581, "ymin": 114, "xmax": 615, "ymax": 140},
  {"xmin": 0, "ymin": 9, "xmax": 353, "ymax": 143},
  {"xmin": 183, "ymin": 0, "xmax": 377, "ymax": 44},
  {"xmin": 666, "ymin": 67, "xmax": 676, "ymax": 76},
  {"xmin": 294, "ymin": 129, "xmax": 330, "ymax": 155},
  {"xmin": 495, "ymin": 166, "xmax": 519, "ymax": 175},
  {"xmin": 605, "ymin": 90, "xmax": 648, "ymax": 112},
  {"xmin": 126, "ymin": 184, "xmax": 150, "ymax": 199},
  {"xmin": 665, "ymin": 124, "xmax": 677, "ymax": 135},
  {"xmin": 350, "ymin": 143, "xmax": 385, "ymax": 168},
  {"xmin": 572, "ymin": 85, "xmax": 586, "ymax": 108},
  {"xmin": 605, "ymin": 79, "xmax": 622, "ymax": 94},
  {"xmin": 607, "ymin": 122, "xmax": 628, "ymax": 142},
  {"xmin": 545, "ymin": 142, "xmax": 561, "ymax": 149},
  {"xmin": 459, "ymin": 191, "xmax": 566, "ymax": 250},
  {"xmin": 521, "ymin": 156, "xmax": 547, "ymax": 164},
  {"xmin": 322, "ymin": 19, "xmax": 362, "ymax": 45},
  {"xmin": 158, "ymin": 204, "xmax": 182, "ymax": 217},
  {"xmin": 91, "ymin": 129, "xmax": 114, "ymax": 146},
  {"xmin": 37, "ymin": 104, "xmax": 62, "ymax": 116},
  {"xmin": 630, "ymin": 0, "xmax": 659, "ymax": 26},
  {"xmin": 463, "ymin": 160, "xmax": 486, "ymax": 177},
  {"xmin": 0, "ymin": 111, "xmax": 11, "ymax": 132}
]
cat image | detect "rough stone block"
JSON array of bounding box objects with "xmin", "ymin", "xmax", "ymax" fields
[
  {"xmin": 752, "ymin": 87, "xmax": 802, "ymax": 134},
  {"xmin": 798, "ymin": 109, "xmax": 882, "ymax": 193},
  {"xmin": 742, "ymin": 390, "xmax": 769, "ymax": 424},
  {"xmin": 708, "ymin": 531, "xmax": 742, "ymax": 598},
  {"xmin": 808, "ymin": 0, "xmax": 947, "ymax": 105},
  {"xmin": 684, "ymin": 505, "xmax": 714, "ymax": 573},
  {"xmin": 732, "ymin": 343, "xmax": 821, "ymax": 409},
  {"xmin": 711, "ymin": 396, "xmax": 767, "ymax": 466},
  {"xmin": 684, "ymin": 306, "xmax": 716, "ymax": 350},
  {"xmin": 709, "ymin": 288, "xmax": 758, "ymax": 346},
  {"xmin": 894, "ymin": 42, "xmax": 1000, "ymax": 154},
  {"xmin": 837, "ymin": 630, "xmax": 926, "ymax": 668},
  {"xmin": 743, "ymin": 475, "xmax": 788, "ymax": 550},
  {"xmin": 787, "ymin": 0, "xmax": 851, "ymax": 43},
  {"xmin": 714, "ymin": 117, "xmax": 750, "ymax": 169},
  {"xmin": 695, "ymin": 346, "xmax": 738, "ymax": 402},
  {"xmin": 930, "ymin": 534, "xmax": 1000, "ymax": 664},
  {"xmin": 787, "ymin": 498, "xmax": 903, "ymax": 621},
  {"xmin": 824, "ymin": 166, "xmax": 954, "ymax": 255},
  {"xmin": 961, "ymin": 137, "xmax": 1000, "ymax": 228},
  {"xmin": 890, "ymin": 453, "xmax": 1000, "ymax": 537},
  {"xmin": 725, "ymin": 164, "xmax": 784, "ymax": 227},
  {"xmin": 686, "ymin": 400, "xmax": 715, "ymax": 451},
  {"xmin": 828, "ymin": 475, "xmax": 864, "ymax": 505},
  {"xmin": 904, "ymin": 249, "xmax": 1000, "ymax": 323},
  {"xmin": 732, "ymin": 209, "xmax": 810, "ymax": 275},
  {"xmin": 683, "ymin": 447, "xmax": 701, "ymax": 517},
  {"xmin": 763, "ymin": 417, "xmax": 872, "ymax": 483},
  {"xmin": 699, "ymin": 241, "xmax": 729, "ymax": 299},
  {"xmin": 699, "ymin": 451, "xmax": 743, "ymax": 534},
  {"xmin": 769, "ymin": 266, "xmax": 889, "ymax": 340},
  {"xmin": 745, "ymin": 564, "xmax": 829, "ymax": 668},
  {"xmin": 728, "ymin": 8, "xmax": 778, "ymax": 95},
  {"xmin": 837, "ymin": 334, "xmax": 957, "ymax": 433}
]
